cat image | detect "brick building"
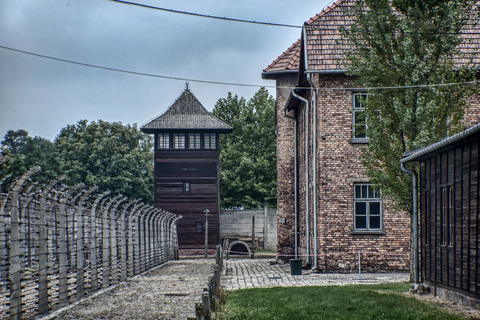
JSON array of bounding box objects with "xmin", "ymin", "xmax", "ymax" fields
[{"xmin": 262, "ymin": 0, "xmax": 480, "ymax": 271}]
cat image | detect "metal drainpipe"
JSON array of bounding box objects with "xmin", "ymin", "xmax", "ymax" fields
[
  {"xmin": 291, "ymin": 91, "xmax": 310, "ymax": 264},
  {"xmin": 400, "ymin": 162, "xmax": 420, "ymax": 288},
  {"xmin": 283, "ymin": 106, "xmax": 298, "ymax": 259},
  {"xmin": 307, "ymin": 74, "xmax": 318, "ymax": 270}
]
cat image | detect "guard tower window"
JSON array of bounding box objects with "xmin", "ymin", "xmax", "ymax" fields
[
  {"xmin": 204, "ymin": 133, "xmax": 216, "ymax": 149},
  {"xmin": 157, "ymin": 133, "xmax": 170, "ymax": 149},
  {"xmin": 195, "ymin": 221, "xmax": 204, "ymax": 233},
  {"xmin": 188, "ymin": 133, "xmax": 201, "ymax": 149},
  {"xmin": 183, "ymin": 181, "xmax": 191, "ymax": 192},
  {"xmin": 173, "ymin": 133, "xmax": 186, "ymax": 149}
]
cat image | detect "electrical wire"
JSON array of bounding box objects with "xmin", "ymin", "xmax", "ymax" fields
[
  {"xmin": 1, "ymin": 44, "xmax": 478, "ymax": 91},
  {"xmin": 109, "ymin": 0, "xmax": 480, "ymax": 35},
  {"xmin": 108, "ymin": 0, "xmax": 302, "ymax": 28}
]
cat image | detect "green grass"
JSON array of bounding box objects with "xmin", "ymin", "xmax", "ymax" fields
[{"xmin": 219, "ymin": 283, "xmax": 466, "ymax": 320}]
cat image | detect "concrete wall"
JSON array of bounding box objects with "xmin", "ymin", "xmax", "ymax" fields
[{"xmin": 219, "ymin": 208, "xmax": 277, "ymax": 251}]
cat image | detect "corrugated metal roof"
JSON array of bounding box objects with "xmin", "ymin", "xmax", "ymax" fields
[{"xmin": 141, "ymin": 89, "xmax": 232, "ymax": 132}]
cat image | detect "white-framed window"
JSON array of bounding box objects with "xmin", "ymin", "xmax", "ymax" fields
[
  {"xmin": 204, "ymin": 133, "xmax": 216, "ymax": 149},
  {"xmin": 173, "ymin": 133, "xmax": 186, "ymax": 149},
  {"xmin": 353, "ymin": 93, "xmax": 368, "ymax": 140},
  {"xmin": 188, "ymin": 133, "xmax": 201, "ymax": 149},
  {"xmin": 354, "ymin": 184, "xmax": 382, "ymax": 231},
  {"xmin": 157, "ymin": 133, "xmax": 170, "ymax": 149}
]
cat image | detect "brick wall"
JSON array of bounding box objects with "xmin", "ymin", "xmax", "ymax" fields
[{"xmin": 274, "ymin": 72, "xmax": 480, "ymax": 271}]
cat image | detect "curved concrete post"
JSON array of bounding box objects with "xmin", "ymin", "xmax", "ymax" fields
[
  {"xmin": 58, "ymin": 184, "xmax": 84, "ymax": 306},
  {"xmin": 163, "ymin": 213, "xmax": 175, "ymax": 260},
  {"xmin": 145, "ymin": 208, "xmax": 157, "ymax": 270},
  {"xmin": 75, "ymin": 186, "xmax": 98, "ymax": 300},
  {"xmin": 118, "ymin": 200, "xmax": 138, "ymax": 281},
  {"xmin": 109, "ymin": 196, "xmax": 127, "ymax": 285},
  {"xmin": 20, "ymin": 195, "xmax": 35, "ymax": 269},
  {"xmin": 160, "ymin": 212, "xmax": 171, "ymax": 262},
  {"xmin": 101, "ymin": 195, "xmax": 122, "ymax": 289},
  {"xmin": 171, "ymin": 215, "xmax": 183, "ymax": 260},
  {"xmin": 127, "ymin": 202, "xmax": 144, "ymax": 277},
  {"xmin": 88, "ymin": 191, "xmax": 110, "ymax": 292},
  {"xmin": 37, "ymin": 175, "xmax": 66, "ymax": 315},
  {"xmin": 9, "ymin": 166, "xmax": 40, "ymax": 320},
  {"xmin": 152, "ymin": 210, "xmax": 162, "ymax": 266},
  {"xmin": 67, "ymin": 191, "xmax": 86, "ymax": 270},
  {"xmin": 139, "ymin": 207, "xmax": 154, "ymax": 273}
]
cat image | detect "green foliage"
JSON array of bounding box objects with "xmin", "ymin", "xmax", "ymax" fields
[
  {"xmin": 55, "ymin": 120, "xmax": 154, "ymax": 203},
  {"xmin": 212, "ymin": 87, "xmax": 276, "ymax": 209},
  {"xmin": 221, "ymin": 284, "xmax": 466, "ymax": 320},
  {"xmin": 340, "ymin": 0, "xmax": 479, "ymax": 213},
  {"xmin": 0, "ymin": 120, "xmax": 154, "ymax": 204},
  {"xmin": 0, "ymin": 129, "xmax": 61, "ymax": 189}
]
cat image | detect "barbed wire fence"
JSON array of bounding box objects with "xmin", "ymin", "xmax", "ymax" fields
[{"xmin": 0, "ymin": 157, "xmax": 182, "ymax": 320}]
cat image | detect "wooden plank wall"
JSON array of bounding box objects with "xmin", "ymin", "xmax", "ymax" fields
[
  {"xmin": 420, "ymin": 136, "xmax": 479, "ymax": 300},
  {"xmin": 155, "ymin": 150, "xmax": 220, "ymax": 249}
]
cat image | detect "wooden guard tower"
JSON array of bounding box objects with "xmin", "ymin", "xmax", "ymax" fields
[{"xmin": 141, "ymin": 85, "xmax": 232, "ymax": 251}]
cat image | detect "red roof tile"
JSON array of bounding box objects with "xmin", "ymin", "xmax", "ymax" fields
[
  {"xmin": 263, "ymin": 39, "xmax": 301, "ymax": 73},
  {"xmin": 264, "ymin": 0, "xmax": 480, "ymax": 74}
]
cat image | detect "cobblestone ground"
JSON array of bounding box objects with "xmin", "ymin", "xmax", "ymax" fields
[
  {"xmin": 48, "ymin": 259, "xmax": 214, "ymax": 320},
  {"xmin": 221, "ymin": 258, "xmax": 409, "ymax": 290}
]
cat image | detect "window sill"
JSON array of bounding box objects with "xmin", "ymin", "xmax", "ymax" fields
[
  {"xmin": 351, "ymin": 230, "xmax": 385, "ymax": 235},
  {"xmin": 349, "ymin": 138, "xmax": 370, "ymax": 144}
]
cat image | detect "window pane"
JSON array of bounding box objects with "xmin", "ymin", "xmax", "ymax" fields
[
  {"xmin": 370, "ymin": 202, "xmax": 381, "ymax": 215},
  {"xmin": 355, "ymin": 202, "xmax": 366, "ymax": 215},
  {"xmin": 174, "ymin": 134, "xmax": 185, "ymax": 149},
  {"xmin": 157, "ymin": 133, "xmax": 169, "ymax": 149},
  {"xmin": 369, "ymin": 216, "xmax": 381, "ymax": 229},
  {"xmin": 355, "ymin": 185, "xmax": 361, "ymax": 199},
  {"xmin": 195, "ymin": 133, "xmax": 201, "ymax": 149},
  {"xmin": 356, "ymin": 216, "xmax": 367, "ymax": 229},
  {"xmin": 361, "ymin": 186, "xmax": 368, "ymax": 199},
  {"xmin": 368, "ymin": 186, "xmax": 375, "ymax": 199}
]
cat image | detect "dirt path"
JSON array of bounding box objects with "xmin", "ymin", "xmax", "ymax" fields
[{"xmin": 51, "ymin": 259, "xmax": 214, "ymax": 320}]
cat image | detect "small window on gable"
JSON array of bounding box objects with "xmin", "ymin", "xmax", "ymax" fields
[
  {"xmin": 353, "ymin": 93, "xmax": 368, "ymax": 140},
  {"xmin": 354, "ymin": 184, "xmax": 382, "ymax": 231},
  {"xmin": 173, "ymin": 133, "xmax": 185, "ymax": 149},
  {"xmin": 188, "ymin": 133, "xmax": 201, "ymax": 149},
  {"xmin": 195, "ymin": 221, "xmax": 204, "ymax": 233},
  {"xmin": 157, "ymin": 133, "xmax": 170, "ymax": 149},
  {"xmin": 204, "ymin": 133, "xmax": 216, "ymax": 149}
]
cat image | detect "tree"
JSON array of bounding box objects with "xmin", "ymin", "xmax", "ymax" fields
[
  {"xmin": 340, "ymin": 0, "xmax": 479, "ymax": 213},
  {"xmin": 212, "ymin": 87, "xmax": 277, "ymax": 209},
  {"xmin": 55, "ymin": 120, "xmax": 154, "ymax": 203},
  {"xmin": 0, "ymin": 130, "xmax": 60, "ymax": 189}
]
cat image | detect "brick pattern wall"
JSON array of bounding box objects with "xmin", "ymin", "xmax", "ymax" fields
[
  {"xmin": 275, "ymin": 72, "xmax": 480, "ymax": 271},
  {"xmin": 275, "ymin": 75, "xmax": 297, "ymax": 257}
]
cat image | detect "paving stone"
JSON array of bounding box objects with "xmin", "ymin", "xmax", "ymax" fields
[{"xmin": 221, "ymin": 258, "xmax": 409, "ymax": 291}]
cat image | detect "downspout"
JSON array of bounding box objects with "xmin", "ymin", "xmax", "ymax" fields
[
  {"xmin": 283, "ymin": 105, "xmax": 298, "ymax": 259},
  {"xmin": 291, "ymin": 91, "xmax": 310, "ymax": 264},
  {"xmin": 400, "ymin": 162, "xmax": 420, "ymax": 288},
  {"xmin": 307, "ymin": 73, "xmax": 318, "ymax": 271}
]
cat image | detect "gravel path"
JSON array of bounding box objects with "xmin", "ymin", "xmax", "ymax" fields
[{"xmin": 49, "ymin": 259, "xmax": 214, "ymax": 320}]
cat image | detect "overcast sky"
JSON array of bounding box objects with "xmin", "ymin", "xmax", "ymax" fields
[{"xmin": 0, "ymin": 0, "xmax": 332, "ymax": 140}]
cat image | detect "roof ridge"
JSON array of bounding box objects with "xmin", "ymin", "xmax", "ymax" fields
[{"xmin": 305, "ymin": 0, "xmax": 345, "ymax": 26}]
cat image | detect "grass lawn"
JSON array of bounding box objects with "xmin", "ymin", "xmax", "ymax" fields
[{"xmin": 219, "ymin": 283, "xmax": 466, "ymax": 320}]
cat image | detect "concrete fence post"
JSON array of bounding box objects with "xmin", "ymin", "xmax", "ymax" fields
[
  {"xmin": 109, "ymin": 196, "xmax": 126, "ymax": 286},
  {"xmin": 58, "ymin": 184, "xmax": 84, "ymax": 306},
  {"xmin": 75, "ymin": 187, "xmax": 97, "ymax": 300},
  {"xmin": 38, "ymin": 176, "xmax": 66, "ymax": 315},
  {"xmin": 9, "ymin": 166, "xmax": 40, "ymax": 320},
  {"xmin": 119, "ymin": 200, "xmax": 137, "ymax": 281},
  {"xmin": 88, "ymin": 191, "xmax": 110, "ymax": 292},
  {"xmin": 127, "ymin": 203, "xmax": 144, "ymax": 277}
]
